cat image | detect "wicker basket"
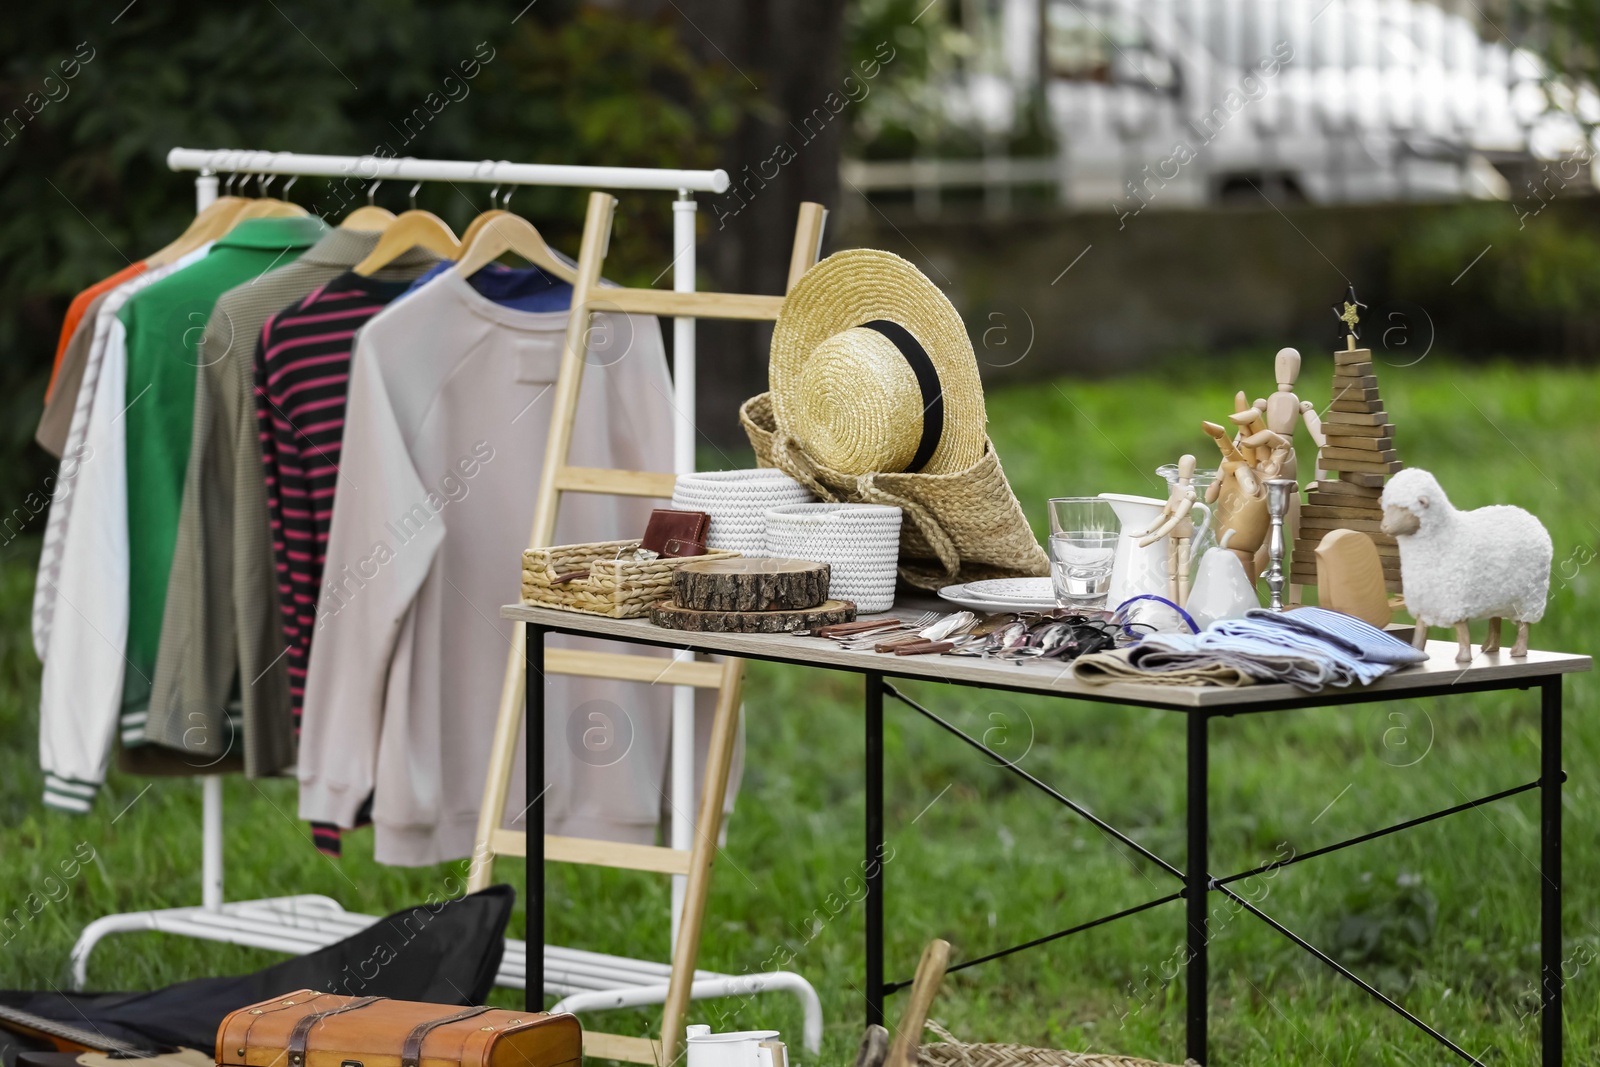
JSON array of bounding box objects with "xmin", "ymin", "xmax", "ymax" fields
[
  {"xmin": 764, "ymin": 503, "xmax": 902, "ymax": 612},
  {"xmin": 858, "ymin": 940, "xmax": 1193, "ymax": 1067},
  {"xmin": 741, "ymin": 392, "xmax": 1048, "ymax": 590},
  {"xmin": 918, "ymin": 1021, "xmax": 1193, "ymax": 1067},
  {"xmin": 671, "ymin": 469, "xmax": 815, "ymax": 556},
  {"xmin": 521, "ymin": 539, "xmax": 740, "ymax": 618}
]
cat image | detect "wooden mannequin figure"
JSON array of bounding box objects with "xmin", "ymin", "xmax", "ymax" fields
[
  {"xmin": 1230, "ymin": 346, "xmax": 1325, "ymax": 482},
  {"xmin": 1220, "ymin": 346, "xmax": 1327, "ymax": 597},
  {"xmin": 1134, "ymin": 454, "xmax": 1200, "ymax": 606}
]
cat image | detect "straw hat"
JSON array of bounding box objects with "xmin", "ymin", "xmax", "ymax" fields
[{"xmin": 769, "ymin": 250, "xmax": 986, "ymax": 476}]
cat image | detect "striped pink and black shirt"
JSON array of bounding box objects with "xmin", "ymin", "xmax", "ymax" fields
[{"xmin": 255, "ymin": 273, "xmax": 410, "ymax": 855}]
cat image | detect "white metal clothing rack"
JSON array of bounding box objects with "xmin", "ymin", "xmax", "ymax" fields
[{"xmin": 69, "ymin": 148, "xmax": 822, "ymax": 1053}]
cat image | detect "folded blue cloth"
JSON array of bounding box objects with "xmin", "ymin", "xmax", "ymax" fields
[
  {"xmin": 1246, "ymin": 606, "xmax": 1428, "ymax": 666},
  {"xmin": 1129, "ymin": 631, "xmax": 1347, "ymax": 689},
  {"xmin": 1119, "ymin": 608, "xmax": 1427, "ymax": 692},
  {"xmin": 1208, "ymin": 618, "xmax": 1392, "ymax": 686}
]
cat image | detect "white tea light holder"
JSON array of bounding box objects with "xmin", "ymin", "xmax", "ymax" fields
[
  {"xmin": 673, "ymin": 469, "xmax": 815, "ymax": 556},
  {"xmin": 1186, "ymin": 547, "xmax": 1261, "ymax": 629},
  {"xmin": 764, "ymin": 502, "xmax": 902, "ymax": 612}
]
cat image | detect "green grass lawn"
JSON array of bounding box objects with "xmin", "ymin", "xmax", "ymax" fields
[{"xmin": 2, "ymin": 354, "xmax": 1596, "ymax": 1065}]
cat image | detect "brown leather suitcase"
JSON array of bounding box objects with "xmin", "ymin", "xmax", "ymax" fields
[{"xmin": 215, "ymin": 991, "xmax": 580, "ymax": 1067}]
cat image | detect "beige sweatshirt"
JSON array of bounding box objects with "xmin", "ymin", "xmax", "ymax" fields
[{"xmin": 298, "ymin": 269, "xmax": 697, "ymax": 866}]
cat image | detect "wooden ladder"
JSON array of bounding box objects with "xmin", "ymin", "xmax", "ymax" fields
[{"xmin": 467, "ymin": 191, "xmax": 827, "ymax": 1066}]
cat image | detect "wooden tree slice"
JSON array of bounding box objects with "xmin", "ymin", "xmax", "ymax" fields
[
  {"xmin": 672, "ymin": 557, "xmax": 831, "ymax": 612},
  {"xmin": 650, "ymin": 598, "xmax": 856, "ymax": 633}
]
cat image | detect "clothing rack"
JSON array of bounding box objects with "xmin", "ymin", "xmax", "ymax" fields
[
  {"xmin": 68, "ymin": 151, "xmax": 825, "ymax": 1048},
  {"xmin": 165, "ymin": 148, "xmax": 716, "ymax": 936}
]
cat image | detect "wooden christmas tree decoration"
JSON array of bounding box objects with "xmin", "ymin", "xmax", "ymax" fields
[{"xmin": 1291, "ymin": 286, "xmax": 1404, "ymax": 594}]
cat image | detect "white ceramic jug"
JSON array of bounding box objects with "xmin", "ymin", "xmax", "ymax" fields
[
  {"xmin": 685, "ymin": 1027, "xmax": 786, "ymax": 1067},
  {"xmin": 1099, "ymin": 493, "xmax": 1212, "ymax": 608}
]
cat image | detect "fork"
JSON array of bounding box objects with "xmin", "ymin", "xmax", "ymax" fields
[{"xmin": 830, "ymin": 610, "xmax": 942, "ymax": 648}]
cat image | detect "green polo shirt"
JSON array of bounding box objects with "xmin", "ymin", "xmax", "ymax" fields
[{"xmin": 118, "ymin": 216, "xmax": 327, "ymax": 719}]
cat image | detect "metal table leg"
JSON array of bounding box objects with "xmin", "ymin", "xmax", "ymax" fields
[
  {"xmin": 1187, "ymin": 711, "xmax": 1210, "ymax": 1065},
  {"xmin": 866, "ymin": 671, "xmax": 885, "ymax": 1028},
  {"xmin": 1541, "ymin": 678, "xmax": 1563, "ymax": 1066},
  {"xmin": 526, "ymin": 624, "xmax": 546, "ymax": 1012}
]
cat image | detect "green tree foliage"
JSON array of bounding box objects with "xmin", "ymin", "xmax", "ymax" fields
[
  {"xmin": 0, "ymin": 2, "xmax": 748, "ymax": 505},
  {"xmin": 478, "ymin": 8, "xmax": 745, "ymax": 279},
  {"xmin": 846, "ymin": 0, "xmax": 1003, "ymax": 160},
  {"xmin": 1393, "ymin": 201, "xmax": 1600, "ymax": 354},
  {"xmin": 845, "ymin": 0, "xmax": 1055, "ymax": 161},
  {"xmin": 1538, "ymin": 0, "xmax": 1600, "ymax": 92}
]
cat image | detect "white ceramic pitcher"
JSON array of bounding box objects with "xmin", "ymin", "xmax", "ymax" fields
[
  {"xmin": 1099, "ymin": 493, "xmax": 1212, "ymax": 608},
  {"xmin": 685, "ymin": 1027, "xmax": 786, "ymax": 1067}
]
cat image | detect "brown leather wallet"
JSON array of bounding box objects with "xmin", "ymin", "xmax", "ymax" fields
[{"xmin": 641, "ymin": 509, "xmax": 710, "ymax": 558}]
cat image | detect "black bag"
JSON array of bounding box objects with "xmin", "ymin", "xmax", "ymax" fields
[{"xmin": 0, "ymin": 886, "xmax": 515, "ymax": 1065}]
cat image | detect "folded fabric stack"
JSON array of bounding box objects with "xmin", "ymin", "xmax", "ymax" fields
[{"xmin": 1072, "ymin": 607, "xmax": 1429, "ymax": 692}]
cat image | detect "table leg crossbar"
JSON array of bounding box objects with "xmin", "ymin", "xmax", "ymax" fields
[
  {"xmin": 1214, "ymin": 883, "xmax": 1486, "ymax": 1065},
  {"xmin": 882, "ymin": 682, "xmax": 1183, "ymax": 879},
  {"xmin": 872, "ymin": 678, "xmax": 1564, "ymax": 1066},
  {"xmin": 1214, "ymin": 777, "xmax": 1548, "ymax": 888},
  {"xmin": 882, "ymin": 891, "xmax": 1185, "ymax": 994}
]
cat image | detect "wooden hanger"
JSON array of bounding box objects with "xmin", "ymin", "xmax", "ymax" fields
[
  {"xmin": 216, "ymin": 174, "xmax": 307, "ymax": 225},
  {"xmin": 352, "ymin": 209, "xmax": 460, "ymax": 275},
  {"xmin": 232, "ymin": 197, "xmax": 309, "ymax": 220},
  {"xmin": 145, "ymin": 196, "xmax": 247, "ymax": 267},
  {"xmin": 459, "ymin": 182, "xmax": 511, "ymax": 249},
  {"xmin": 453, "ymin": 213, "xmax": 577, "ymax": 282},
  {"xmin": 458, "ymin": 208, "xmax": 509, "ymax": 250},
  {"xmin": 340, "ymin": 204, "xmax": 395, "ymax": 231},
  {"xmin": 341, "ymin": 177, "xmax": 395, "ymax": 231}
]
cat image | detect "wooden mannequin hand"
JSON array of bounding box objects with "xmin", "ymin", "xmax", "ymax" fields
[{"xmin": 1133, "ymin": 507, "xmax": 1184, "ymax": 548}]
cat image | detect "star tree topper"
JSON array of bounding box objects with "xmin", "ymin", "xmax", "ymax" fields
[{"xmin": 1333, "ymin": 284, "xmax": 1367, "ymax": 351}]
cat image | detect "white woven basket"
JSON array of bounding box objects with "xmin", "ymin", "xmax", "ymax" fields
[
  {"xmin": 764, "ymin": 502, "xmax": 903, "ymax": 612},
  {"xmin": 673, "ymin": 469, "xmax": 815, "ymax": 556}
]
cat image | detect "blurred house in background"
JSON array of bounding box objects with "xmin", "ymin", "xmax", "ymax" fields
[
  {"xmin": 6, "ymin": 0, "xmax": 1595, "ymax": 466},
  {"xmin": 844, "ymin": 0, "xmax": 1598, "ymax": 217}
]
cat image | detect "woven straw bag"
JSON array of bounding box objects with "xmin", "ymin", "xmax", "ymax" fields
[
  {"xmin": 741, "ymin": 393, "xmax": 1048, "ymax": 591},
  {"xmin": 521, "ymin": 539, "xmax": 740, "ymax": 618},
  {"xmin": 764, "ymin": 502, "xmax": 902, "ymax": 612},
  {"xmin": 918, "ymin": 1021, "xmax": 1194, "ymax": 1067},
  {"xmin": 868, "ymin": 940, "xmax": 1194, "ymax": 1067},
  {"xmin": 672, "ymin": 469, "xmax": 815, "ymax": 556}
]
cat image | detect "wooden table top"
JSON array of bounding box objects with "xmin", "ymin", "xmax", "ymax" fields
[{"xmin": 501, "ymin": 601, "xmax": 1592, "ymax": 710}]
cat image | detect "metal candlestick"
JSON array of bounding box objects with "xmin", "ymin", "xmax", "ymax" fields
[{"xmin": 1265, "ymin": 479, "xmax": 1297, "ymax": 611}]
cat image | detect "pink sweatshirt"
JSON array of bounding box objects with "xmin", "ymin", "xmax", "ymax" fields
[{"xmin": 298, "ymin": 269, "xmax": 734, "ymax": 866}]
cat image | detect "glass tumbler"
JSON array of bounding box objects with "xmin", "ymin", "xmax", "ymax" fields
[{"xmin": 1047, "ymin": 497, "xmax": 1120, "ymax": 608}]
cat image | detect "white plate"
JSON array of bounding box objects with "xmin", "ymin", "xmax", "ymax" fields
[
  {"xmin": 938, "ymin": 582, "xmax": 1058, "ymax": 613},
  {"xmin": 960, "ymin": 578, "xmax": 1056, "ymax": 603}
]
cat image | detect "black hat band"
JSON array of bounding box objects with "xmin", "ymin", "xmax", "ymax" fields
[{"xmin": 859, "ymin": 319, "xmax": 943, "ymax": 473}]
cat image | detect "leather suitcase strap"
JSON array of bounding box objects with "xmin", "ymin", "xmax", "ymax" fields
[
  {"xmin": 286, "ymin": 997, "xmax": 387, "ymax": 1065},
  {"xmin": 400, "ymin": 1007, "xmax": 496, "ymax": 1067}
]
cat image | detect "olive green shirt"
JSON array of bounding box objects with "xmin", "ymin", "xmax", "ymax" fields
[
  {"xmin": 118, "ymin": 216, "xmax": 327, "ymax": 725},
  {"xmin": 144, "ymin": 226, "xmax": 437, "ymax": 774}
]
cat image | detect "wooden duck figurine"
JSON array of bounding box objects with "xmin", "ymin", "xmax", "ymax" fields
[{"xmin": 1314, "ymin": 528, "xmax": 1391, "ymax": 628}]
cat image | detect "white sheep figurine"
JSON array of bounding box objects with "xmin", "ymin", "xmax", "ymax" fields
[{"xmin": 1380, "ymin": 468, "xmax": 1552, "ymax": 663}]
